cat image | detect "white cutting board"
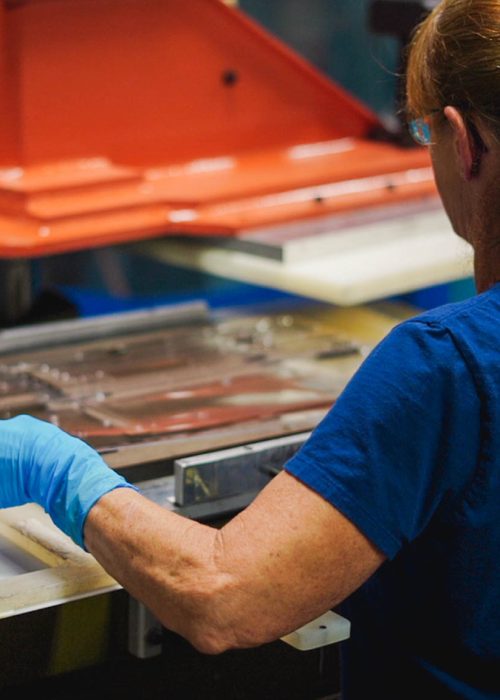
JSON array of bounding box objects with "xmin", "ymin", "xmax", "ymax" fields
[{"xmin": 141, "ymin": 207, "xmax": 473, "ymax": 306}]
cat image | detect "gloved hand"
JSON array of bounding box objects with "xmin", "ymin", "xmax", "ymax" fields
[{"xmin": 0, "ymin": 414, "xmax": 137, "ymax": 549}]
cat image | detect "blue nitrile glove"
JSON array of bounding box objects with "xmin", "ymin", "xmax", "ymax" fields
[{"xmin": 0, "ymin": 414, "xmax": 137, "ymax": 549}]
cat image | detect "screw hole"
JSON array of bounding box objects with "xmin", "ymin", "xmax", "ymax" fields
[{"xmin": 222, "ymin": 69, "xmax": 239, "ymax": 86}]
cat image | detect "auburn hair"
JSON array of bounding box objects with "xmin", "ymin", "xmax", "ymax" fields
[{"xmin": 405, "ymin": 0, "xmax": 500, "ymax": 136}]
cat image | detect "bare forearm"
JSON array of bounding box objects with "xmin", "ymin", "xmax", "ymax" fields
[
  {"xmin": 84, "ymin": 487, "xmax": 309, "ymax": 653},
  {"xmin": 84, "ymin": 472, "xmax": 384, "ymax": 654},
  {"xmin": 84, "ymin": 488, "xmax": 231, "ymax": 653}
]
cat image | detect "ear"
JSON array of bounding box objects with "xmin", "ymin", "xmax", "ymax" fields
[{"xmin": 443, "ymin": 106, "xmax": 477, "ymax": 181}]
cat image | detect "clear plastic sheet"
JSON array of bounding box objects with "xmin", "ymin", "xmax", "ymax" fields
[{"xmin": 0, "ymin": 309, "xmax": 363, "ymax": 450}]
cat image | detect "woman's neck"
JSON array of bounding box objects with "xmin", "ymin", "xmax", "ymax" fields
[{"xmin": 473, "ymin": 237, "xmax": 500, "ymax": 293}]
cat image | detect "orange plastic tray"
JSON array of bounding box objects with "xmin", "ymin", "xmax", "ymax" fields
[{"xmin": 0, "ymin": 0, "xmax": 435, "ymax": 258}]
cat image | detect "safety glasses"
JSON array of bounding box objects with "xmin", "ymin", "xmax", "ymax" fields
[{"xmin": 408, "ymin": 110, "xmax": 441, "ymax": 146}]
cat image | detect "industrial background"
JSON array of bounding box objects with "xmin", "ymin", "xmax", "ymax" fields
[{"xmin": 0, "ymin": 2, "xmax": 474, "ymax": 699}]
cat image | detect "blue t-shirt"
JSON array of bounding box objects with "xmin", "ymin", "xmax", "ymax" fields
[{"xmin": 285, "ymin": 283, "xmax": 500, "ymax": 700}]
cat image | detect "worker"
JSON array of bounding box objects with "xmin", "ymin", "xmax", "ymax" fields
[{"xmin": 1, "ymin": 1, "xmax": 499, "ymax": 697}]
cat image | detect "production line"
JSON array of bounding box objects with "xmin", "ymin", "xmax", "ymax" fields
[
  {"xmin": 0, "ymin": 0, "xmax": 471, "ymax": 322},
  {"xmin": 0, "ymin": 0, "xmax": 476, "ymax": 698},
  {"xmin": 0, "ymin": 296, "xmax": 411, "ymax": 600},
  {"xmin": 0, "ymin": 296, "xmax": 414, "ymax": 696}
]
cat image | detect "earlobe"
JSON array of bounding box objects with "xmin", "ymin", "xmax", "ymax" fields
[{"xmin": 443, "ymin": 106, "xmax": 476, "ymax": 180}]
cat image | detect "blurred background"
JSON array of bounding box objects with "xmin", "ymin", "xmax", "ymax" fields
[
  {"xmin": 15, "ymin": 0, "xmax": 474, "ymax": 327},
  {"xmin": 240, "ymin": 0, "xmax": 400, "ymax": 120}
]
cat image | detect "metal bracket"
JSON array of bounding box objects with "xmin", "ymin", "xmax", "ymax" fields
[
  {"xmin": 174, "ymin": 432, "xmax": 311, "ymax": 508},
  {"xmin": 128, "ymin": 597, "xmax": 163, "ymax": 659}
]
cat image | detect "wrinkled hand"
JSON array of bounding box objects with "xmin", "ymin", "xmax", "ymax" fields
[{"xmin": 0, "ymin": 415, "xmax": 137, "ymax": 548}]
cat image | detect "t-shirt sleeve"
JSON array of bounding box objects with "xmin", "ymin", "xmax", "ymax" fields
[{"xmin": 284, "ymin": 318, "xmax": 481, "ymax": 559}]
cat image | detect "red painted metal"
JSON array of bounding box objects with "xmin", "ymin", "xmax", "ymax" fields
[{"xmin": 0, "ymin": 0, "xmax": 436, "ymax": 257}]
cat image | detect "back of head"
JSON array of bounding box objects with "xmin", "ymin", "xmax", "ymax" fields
[{"xmin": 406, "ymin": 0, "xmax": 500, "ymax": 140}]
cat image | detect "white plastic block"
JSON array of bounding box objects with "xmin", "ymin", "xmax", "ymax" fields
[{"xmin": 281, "ymin": 610, "xmax": 351, "ymax": 651}]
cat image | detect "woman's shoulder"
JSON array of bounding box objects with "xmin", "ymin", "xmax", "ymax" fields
[
  {"xmin": 387, "ymin": 284, "xmax": 500, "ymax": 392},
  {"xmin": 404, "ymin": 283, "xmax": 500, "ymax": 331}
]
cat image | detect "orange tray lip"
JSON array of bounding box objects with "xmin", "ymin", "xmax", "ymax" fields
[
  {"xmin": 0, "ymin": 139, "xmax": 435, "ymax": 258},
  {"xmin": 0, "ymin": 0, "xmax": 431, "ymax": 258}
]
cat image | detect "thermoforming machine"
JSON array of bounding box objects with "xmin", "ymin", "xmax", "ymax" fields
[{"xmin": 0, "ymin": 1, "xmax": 467, "ymax": 697}]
